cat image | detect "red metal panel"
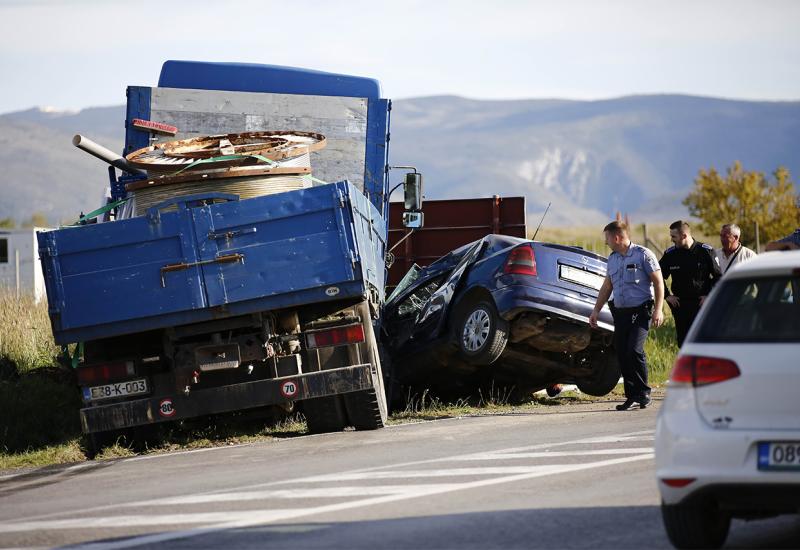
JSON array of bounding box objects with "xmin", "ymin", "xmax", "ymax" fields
[{"xmin": 387, "ymin": 196, "xmax": 526, "ymax": 287}]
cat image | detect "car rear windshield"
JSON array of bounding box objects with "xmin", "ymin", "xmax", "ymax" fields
[{"xmin": 694, "ymin": 275, "xmax": 800, "ymax": 342}]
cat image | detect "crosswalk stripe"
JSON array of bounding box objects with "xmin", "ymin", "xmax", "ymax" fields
[
  {"xmin": 290, "ymin": 464, "xmax": 576, "ymax": 483},
  {"xmin": 454, "ymin": 447, "xmax": 655, "ymax": 460},
  {"xmin": 133, "ymin": 484, "xmax": 463, "ymax": 505}
]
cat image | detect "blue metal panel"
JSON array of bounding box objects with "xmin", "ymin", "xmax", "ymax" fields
[
  {"xmin": 364, "ymin": 98, "xmax": 390, "ymax": 216},
  {"xmin": 39, "ymin": 182, "xmax": 374, "ymax": 344},
  {"xmin": 39, "ymin": 211, "xmax": 207, "ymax": 338},
  {"xmin": 124, "ymin": 86, "xmax": 152, "ymax": 159},
  {"xmin": 346, "ymin": 184, "xmax": 387, "ymax": 302},
  {"xmin": 113, "ymin": 85, "xmax": 153, "ymax": 200},
  {"xmin": 158, "ymin": 61, "xmax": 381, "ymax": 99},
  {"xmin": 192, "ymin": 182, "xmax": 357, "ymax": 307}
]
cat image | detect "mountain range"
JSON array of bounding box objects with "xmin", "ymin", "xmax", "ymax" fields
[{"xmin": 1, "ymin": 95, "xmax": 798, "ymax": 227}]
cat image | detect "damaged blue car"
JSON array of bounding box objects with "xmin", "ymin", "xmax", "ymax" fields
[{"xmin": 380, "ymin": 235, "xmax": 619, "ymax": 401}]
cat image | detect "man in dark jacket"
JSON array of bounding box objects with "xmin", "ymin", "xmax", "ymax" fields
[{"xmin": 659, "ymin": 220, "xmax": 721, "ymax": 346}]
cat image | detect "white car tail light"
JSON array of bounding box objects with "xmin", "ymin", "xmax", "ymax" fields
[{"xmin": 669, "ymin": 355, "xmax": 741, "ymax": 387}]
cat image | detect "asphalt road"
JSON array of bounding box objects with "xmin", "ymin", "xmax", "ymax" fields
[{"xmin": 1, "ymin": 399, "xmax": 799, "ymax": 549}]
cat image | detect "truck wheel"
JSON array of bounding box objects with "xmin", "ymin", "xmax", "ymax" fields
[
  {"xmin": 343, "ymin": 301, "xmax": 388, "ymax": 430},
  {"xmin": 576, "ymin": 348, "xmax": 621, "ymax": 396},
  {"xmin": 304, "ymin": 396, "xmax": 348, "ymax": 434},
  {"xmin": 661, "ymin": 500, "xmax": 730, "ymax": 549},
  {"xmin": 455, "ymin": 299, "xmax": 508, "ymax": 365}
]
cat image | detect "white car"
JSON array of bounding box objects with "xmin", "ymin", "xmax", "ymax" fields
[{"xmin": 655, "ymin": 250, "xmax": 800, "ymax": 549}]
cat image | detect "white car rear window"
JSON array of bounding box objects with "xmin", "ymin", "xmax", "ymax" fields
[{"xmin": 695, "ymin": 276, "xmax": 800, "ymax": 342}]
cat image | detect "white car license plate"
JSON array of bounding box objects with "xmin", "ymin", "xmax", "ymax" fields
[
  {"xmin": 758, "ymin": 442, "xmax": 800, "ymax": 470},
  {"xmin": 83, "ymin": 379, "xmax": 148, "ymax": 402}
]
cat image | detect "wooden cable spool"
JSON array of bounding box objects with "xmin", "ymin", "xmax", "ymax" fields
[
  {"xmin": 122, "ymin": 131, "xmax": 327, "ymax": 216},
  {"xmin": 125, "ymin": 131, "xmax": 327, "ymax": 175}
]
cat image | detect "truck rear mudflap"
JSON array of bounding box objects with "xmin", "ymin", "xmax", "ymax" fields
[{"xmin": 80, "ymin": 364, "xmax": 375, "ymax": 434}]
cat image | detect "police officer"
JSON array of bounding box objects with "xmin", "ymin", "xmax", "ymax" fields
[
  {"xmin": 590, "ymin": 221, "xmax": 664, "ymax": 411},
  {"xmin": 659, "ymin": 220, "xmax": 721, "ymax": 346}
]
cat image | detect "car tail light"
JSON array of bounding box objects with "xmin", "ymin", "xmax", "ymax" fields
[
  {"xmin": 77, "ymin": 361, "xmax": 135, "ymax": 385},
  {"xmin": 305, "ymin": 324, "xmax": 365, "ymax": 349},
  {"xmin": 661, "ymin": 478, "xmax": 696, "ymax": 488},
  {"xmin": 669, "ymin": 355, "xmax": 740, "ymax": 386},
  {"xmin": 504, "ymin": 245, "xmax": 537, "ymax": 276}
]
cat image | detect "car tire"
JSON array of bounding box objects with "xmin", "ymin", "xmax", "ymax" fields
[
  {"xmin": 576, "ymin": 348, "xmax": 621, "ymax": 396},
  {"xmin": 455, "ymin": 299, "xmax": 508, "ymax": 366},
  {"xmin": 661, "ymin": 500, "xmax": 731, "ymax": 549}
]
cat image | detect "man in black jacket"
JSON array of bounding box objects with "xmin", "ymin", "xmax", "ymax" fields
[{"xmin": 659, "ymin": 220, "xmax": 721, "ymax": 346}]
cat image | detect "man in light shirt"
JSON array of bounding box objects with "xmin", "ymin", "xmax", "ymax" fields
[{"xmin": 716, "ymin": 223, "xmax": 756, "ymax": 275}]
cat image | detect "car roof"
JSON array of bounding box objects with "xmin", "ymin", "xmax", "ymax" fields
[{"xmin": 725, "ymin": 250, "xmax": 800, "ymax": 279}]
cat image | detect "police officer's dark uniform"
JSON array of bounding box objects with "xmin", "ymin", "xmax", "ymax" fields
[{"xmin": 659, "ymin": 241, "xmax": 720, "ymax": 346}]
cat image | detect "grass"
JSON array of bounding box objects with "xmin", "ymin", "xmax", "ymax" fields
[
  {"xmin": 0, "ymin": 288, "xmax": 61, "ymax": 376},
  {"xmin": 645, "ymin": 311, "xmax": 680, "ymax": 386},
  {"xmin": 535, "ymin": 224, "xmax": 716, "ymax": 258}
]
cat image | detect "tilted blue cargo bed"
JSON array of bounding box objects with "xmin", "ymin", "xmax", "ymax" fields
[{"xmin": 39, "ymin": 181, "xmax": 385, "ymax": 345}]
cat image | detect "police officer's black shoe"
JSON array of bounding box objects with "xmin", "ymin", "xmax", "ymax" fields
[
  {"xmin": 616, "ymin": 399, "xmax": 635, "ymax": 411},
  {"xmin": 639, "ymin": 395, "xmax": 652, "ymax": 409}
]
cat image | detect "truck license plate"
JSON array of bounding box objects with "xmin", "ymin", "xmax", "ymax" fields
[
  {"xmin": 83, "ymin": 379, "xmax": 148, "ymax": 402},
  {"xmin": 758, "ymin": 442, "xmax": 800, "ymax": 470}
]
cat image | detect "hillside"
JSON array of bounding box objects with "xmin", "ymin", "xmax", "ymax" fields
[{"xmin": 0, "ymin": 96, "xmax": 798, "ymax": 227}]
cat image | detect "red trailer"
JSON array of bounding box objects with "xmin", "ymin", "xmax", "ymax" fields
[{"xmin": 387, "ymin": 196, "xmax": 527, "ymax": 287}]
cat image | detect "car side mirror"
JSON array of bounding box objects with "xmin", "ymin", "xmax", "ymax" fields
[{"xmin": 403, "ymin": 172, "xmax": 423, "ymax": 212}]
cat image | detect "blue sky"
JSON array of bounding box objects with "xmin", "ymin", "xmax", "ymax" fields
[{"xmin": 0, "ymin": 0, "xmax": 798, "ymax": 114}]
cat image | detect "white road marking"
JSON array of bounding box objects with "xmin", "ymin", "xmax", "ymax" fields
[
  {"xmin": 0, "ymin": 453, "xmax": 653, "ymax": 544},
  {"xmin": 453, "ymin": 447, "xmax": 655, "ymax": 460},
  {"xmin": 131, "ymin": 484, "xmax": 462, "ymax": 505},
  {"xmin": 289, "ymin": 464, "xmax": 589, "ymax": 482}
]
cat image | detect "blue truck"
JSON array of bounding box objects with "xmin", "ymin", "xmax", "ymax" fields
[{"xmin": 37, "ymin": 61, "xmax": 424, "ymax": 452}]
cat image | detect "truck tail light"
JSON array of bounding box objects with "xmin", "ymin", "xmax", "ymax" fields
[
  {"xmin": 305, "ymin": 324, "xmax": 365, "ymax": 349},
  {"xmin": 669, "ymin": 355, "xmax": 740, "ymax": 387},
  {"xmin": 504, "ymin": 245, "xmax": 537, "ymax": 276},
  {"xmin": 77, "ymin": 361, "xmax": 135, "ymax": 385}
]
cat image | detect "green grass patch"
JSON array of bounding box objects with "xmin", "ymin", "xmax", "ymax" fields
[
  {"xmin": 0, "ymin": 439, "xmax": 86, "ymax": 470},
  {"xmin": 0, "ymin": 289, "xmax": 61, "ymax": 375},
  {"xmin": 646, "ymin": 310, "xmax": 680, "ymax": 386}
]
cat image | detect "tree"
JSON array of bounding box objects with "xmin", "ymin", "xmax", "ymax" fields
[
  {"xmin": 683, "ymin": 162, "xmax": 800, "ymax": 248},
  {"xmin": 0, "ymin": 218, "xmax": 14, "ymax": 229},
  {"xmin": 21, "ymin": 212, "xmax": 49, "ymax": 229}
]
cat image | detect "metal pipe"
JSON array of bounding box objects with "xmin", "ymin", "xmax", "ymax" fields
[{"xmin": 72, "ymin": 134, "xmax": 145, "ymax": 175}]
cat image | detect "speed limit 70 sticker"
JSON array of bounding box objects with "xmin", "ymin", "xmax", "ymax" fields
[{"xmin": 280, "ymin": 380, "xmax": 299, "ymax": 398}]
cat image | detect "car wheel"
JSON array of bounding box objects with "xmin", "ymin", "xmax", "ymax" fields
[
  {"xmin": 456, "ymin": 299, "xmax": 508, "ymax": 365},
  {"xmin": 661, "ymin": 500, "xmax": 730, "ymax": 549},
  {"xmin": 576, "ymin": 348, "xmax": 621, "ymax": 396}
]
